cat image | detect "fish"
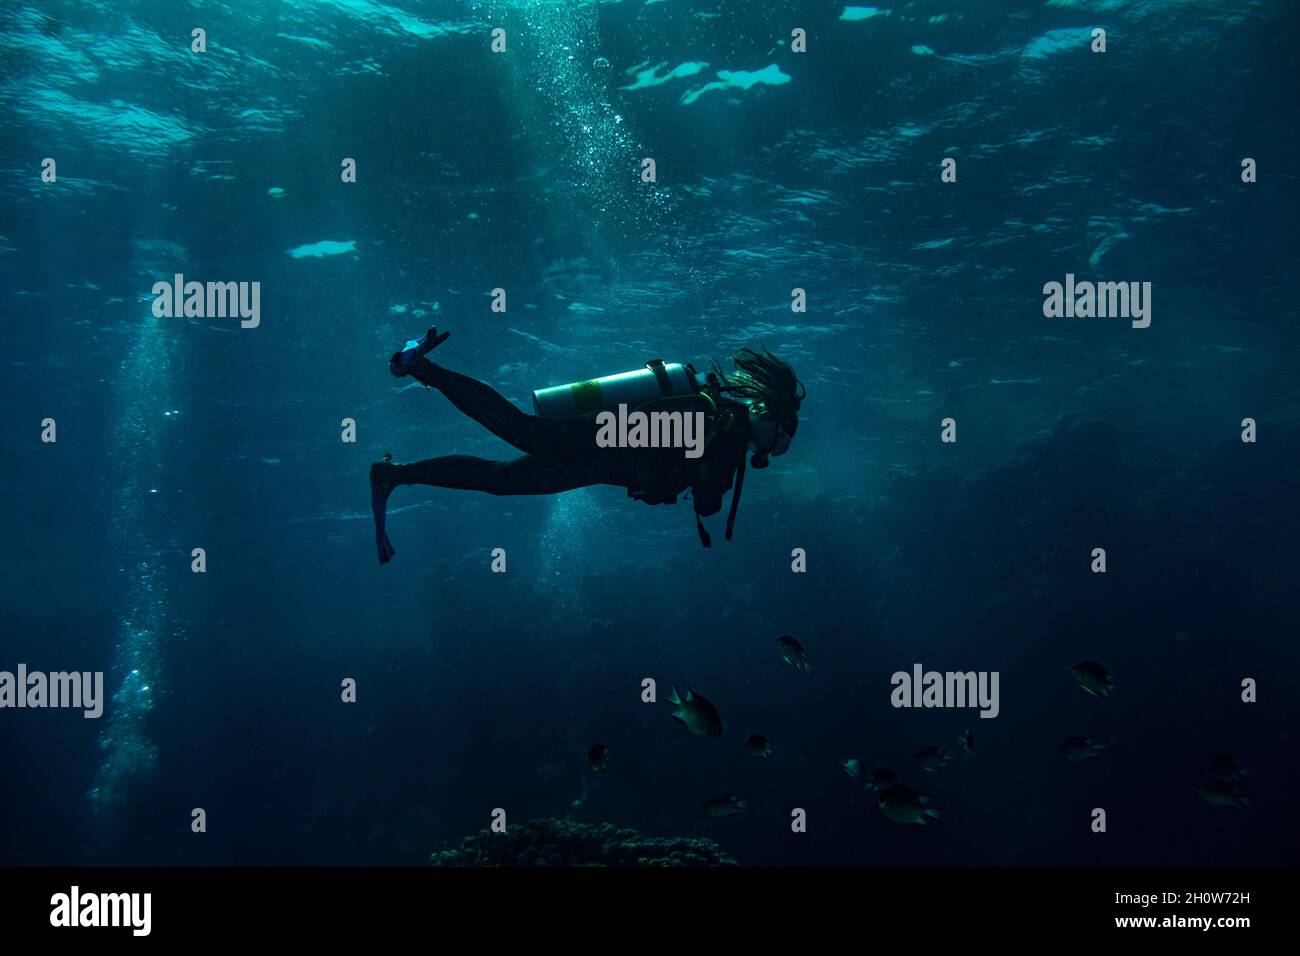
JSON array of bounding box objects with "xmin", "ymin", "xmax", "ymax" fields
[
  {"xmin": 1196, "ymin": 778, "xmax": 1252, "ymax": 809},
  {"xmin": 865, "ymin": 768, "xmax": 895, "ymax": 792},
  {"xmin": 775, "ymin": 635, "xmax": 812, "ymax": 675},
  {"xmin": 841, "ymin": 757, "xmax": 866, "ymax": 778},
  {"xmin": 587, "ymin": 743, "xmax": 609, "ymax": 772},
  {"xmin": 667, "ymin": 686, "xmax": 723, "ymax": 738},
  {"xmin": 704, "ymin": 794, "xmax": 750, "ymax": 817},
  {"xmin": 745, "ymin": 735, "xmax": 773, "ymax": 759},
  {"xmin": 1058, "ymin": 736, "xmax": 1114, "ymax": 762},
  {"xmin": 958, "ymin": 729, "xmax": 975, "ymax": 756},
  {"xmin": 876, "ymin": 784, "xmax": 944, "ymax": 826},
  {"xmin": 1070, "ymin": 661, "xmax": 1115, "ymax": 698},
  {"xmin": 914, "ymin": 745, "xmax": 954, "ymax": 772},
  {"xmin": 1210, "ymin": 754, "xmax": 1249, "ymax": 782}
]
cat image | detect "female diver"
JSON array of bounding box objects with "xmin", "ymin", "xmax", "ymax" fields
[{"xmin": 369, "ymin": 328, "xmax": 803, "ymax": 565}]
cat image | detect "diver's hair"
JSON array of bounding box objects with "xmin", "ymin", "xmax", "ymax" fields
[{"xmin": 712, "ymin": 345, "xmax": 805, "ymax": 424}]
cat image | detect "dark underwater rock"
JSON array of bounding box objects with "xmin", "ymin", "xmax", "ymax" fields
[{"xmin": 430, "ymin": 818, "xmax": 738, "ymax": 867}]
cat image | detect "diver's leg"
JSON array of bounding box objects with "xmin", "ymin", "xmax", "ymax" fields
[
  {"xmin": 370, "ymin": 454, "xmax": 627, "ymax": 565},
  {"xmin": 382, "ymin": 453, "xmax": 618, "ymax": 495},
  {"xmin": 406, "ymin": 358, "xmax": 589, "ymax": 457}
]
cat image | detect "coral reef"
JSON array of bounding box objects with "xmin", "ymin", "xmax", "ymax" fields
[{"xmin": 430, "ymin": 818, "xmax": 738, "ymax": 867}]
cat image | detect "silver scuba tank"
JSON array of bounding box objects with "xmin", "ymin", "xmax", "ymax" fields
[{"xmin": 532, "ymin": 359, "xmax": 705, "ymax": 418}]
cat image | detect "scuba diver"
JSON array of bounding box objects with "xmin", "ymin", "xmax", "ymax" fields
[{"xmin": 369, "ymin": 328, "xmax": 804, "ymax": 565}]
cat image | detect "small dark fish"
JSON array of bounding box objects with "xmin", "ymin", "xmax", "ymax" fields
[
  {"xmin": 958, "ymin": 729, "xmax": 975, "ymax": 755},
  {"xmin": 1197, "ymin": 778, "xmax": 1252, "ymax": 809},
  {"xmin": 865, "ymin": 768, "xmax": 895, "ymax": 793},
  {"xmin": 587, "ymin": 743, "xmax": 609, "ymax": 772},
  {"xmin": 1210, "ymin": 754, "xmax": 1249, "ymax": 782},
  {"xmin": 1070, "ymin": 661, "xmax": 1115, "ymax": 699},
  {"xmin": 704, "ymin": 794, "xmax": 750, "ymax": 817},
  {"xmin": 841, "ymin": 757, "xmax": 866, "ymax": 778},
  {"xmin": 745, "ymin": 735, "xmax": 773, "ymax": 759},
  {"xmin": 667, "ymin": 686, "xmax": 723, "ymax": 738},
  {"xmin": 876, "ymin": 784, "xmax": 944, "ymax": 826},
  {"xmin": 775, "ymin": 635, "xmax": 813, "ymax": 675},
  {"xmin": 1058, "ymin": 736, "xmax": 1114, "ymax": 762},
  {"xmin": 914, "ymin": 745, "xmax": 954, "ymax": 772}
]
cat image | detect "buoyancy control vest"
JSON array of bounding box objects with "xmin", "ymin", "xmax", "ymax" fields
[{"xmin": 532, "ymin": 360, "xmax": 748, "ymax": 547}]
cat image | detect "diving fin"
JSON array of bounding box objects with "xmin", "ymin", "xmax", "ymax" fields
[
  {"xmin": 371, "ymin": 456, "xmax": 398, "ymax": 565},
  {"xmin": 390, "ymin": 327, "xmax": 450, "ymax": 377}
]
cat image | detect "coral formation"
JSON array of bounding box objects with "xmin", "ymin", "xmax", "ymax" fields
[{"xmin": 431, "ymin": 818, "xmax": 737, "ymax": 867}]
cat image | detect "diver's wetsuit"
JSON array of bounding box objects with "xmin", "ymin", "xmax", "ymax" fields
[{"xmin": 372, "ymin": 357, "xmax": 752, "ymax": 562}]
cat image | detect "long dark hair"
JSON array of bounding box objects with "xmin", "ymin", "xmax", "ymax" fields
[{"xmin": 713, "ymin": 346, "xmax": 805, "ymax": 429}]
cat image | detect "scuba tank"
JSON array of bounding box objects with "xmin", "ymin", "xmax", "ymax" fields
[{"xmin": 532, "ymin": 359, "xmax": 707, "ymax": 417}]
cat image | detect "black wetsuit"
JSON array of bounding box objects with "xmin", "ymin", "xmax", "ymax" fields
[{"xmin": 389, "ymin": 357, "xmax": 752, "ymax": 543}]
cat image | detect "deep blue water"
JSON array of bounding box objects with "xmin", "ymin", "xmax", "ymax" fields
[{"xmin": 1, "ymin": 0, "xmax": 1297, "ymax": 867}]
